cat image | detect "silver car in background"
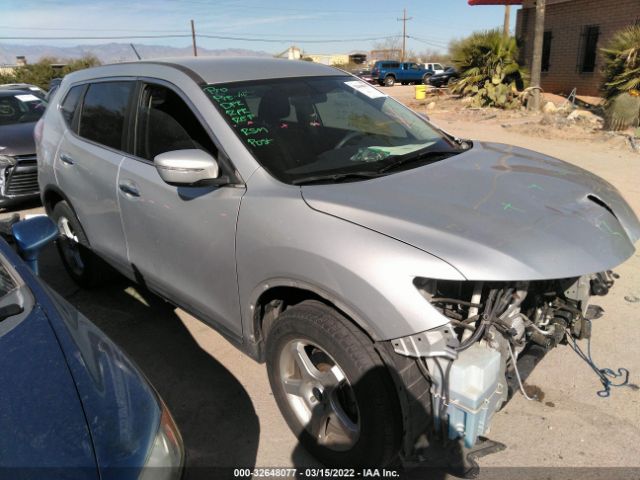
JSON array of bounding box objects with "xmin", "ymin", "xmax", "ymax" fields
[{"xmin": 36, "ymin": 58, "xmax": 639, "ymax": 468}]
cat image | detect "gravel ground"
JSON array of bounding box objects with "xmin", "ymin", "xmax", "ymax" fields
[{"xmin": 4, "ymin": 85, "xmax": 639, "ymax": 479}]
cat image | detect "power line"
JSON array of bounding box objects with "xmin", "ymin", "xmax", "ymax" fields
[
  {"xmin": 0, "ymin": 25, "xmax": 400, "ymax": 40},
  {"xmin": 0, "ymin": 34, "xmax": 193, "ymax": 40},
  {"xmin": 407, "ymin": 36, "xmax": 449, "ymax": 49},
  {"xmin": 0, "ymin": 34, "xmax": 401, "ymax": 44},
  {"xmin": 197, "ymin": 34, "xmax": 400, "ymax": 44},
  {"xmin": 0, "ymin": 25, "xmax": 188, "ymax": 33}
]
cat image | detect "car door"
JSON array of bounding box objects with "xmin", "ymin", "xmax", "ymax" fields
[
  {"xmin": 54, "ymin": 80, "xmax": 134, "ymax": 271},
  {"xmin": 117, "ymin": 81, "xmax": 244, "ymax": 338}
]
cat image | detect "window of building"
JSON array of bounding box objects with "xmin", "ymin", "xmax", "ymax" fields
[
  {"xmin": 79, "ymin": 81, "xmax": 134, "ymax": 150},
  {"xmin": 542, "ymin": 31, "xmax": 553, "ymax": 72},
  {"xmin": 579, "ymin": 25, "xmax": 600, "ymax": 73}
]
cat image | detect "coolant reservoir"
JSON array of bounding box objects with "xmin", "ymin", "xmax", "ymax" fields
[{"xmin": 447, "ymin": 342, "xmax": 507, "ymax": 447}]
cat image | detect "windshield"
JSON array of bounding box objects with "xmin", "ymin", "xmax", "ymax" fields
[
  {"xmin": 0, "ymin": 93, "xmax": 47, "ymax": 126},
  {"xmin": 203, "ymin": 76, "xmax": 459, "ymax": 184}
]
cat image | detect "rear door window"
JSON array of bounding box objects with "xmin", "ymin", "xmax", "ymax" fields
[
  {"xmin": 134, "ymin": 83, "xmax": 216, "ymax": 162},
  {"xmin": 78, "ymin": 81, "xmax": 134, "ymax": 151}
]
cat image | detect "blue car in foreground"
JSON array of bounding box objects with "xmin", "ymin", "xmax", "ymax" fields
[{"xmin": 0, "ymin": 216, "xmax": 184, "ymax": 479}]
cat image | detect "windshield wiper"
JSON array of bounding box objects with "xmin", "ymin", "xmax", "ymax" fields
[
  {"xmin": 377, "ymin": 150, "xmax": 458, "ymax": 174},
  {"xmin": 292, "ymin": 171, "xmax": 383, "ymax": 185}
]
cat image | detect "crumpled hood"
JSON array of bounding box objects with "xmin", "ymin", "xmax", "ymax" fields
[{"xmin": 302, "ymin": 142, "xmax": 640, "ymax": 280}]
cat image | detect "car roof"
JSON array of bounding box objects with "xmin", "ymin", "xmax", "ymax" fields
[
  {"xmin": 66, "ymin": 57, "xmax": 346, "ymax": 85},
  {"xmin": 0, "ymin": 89, "xmax": 36, "ymax": 97}
]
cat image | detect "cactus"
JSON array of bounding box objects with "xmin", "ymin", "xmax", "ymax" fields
[{"xmin": 450, "ymin": 29, "xmax": 527, "ymax": 109}]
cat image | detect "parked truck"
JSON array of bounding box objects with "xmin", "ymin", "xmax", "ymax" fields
[{"xmin": 371, "ymin": 61, "xmax": 434, "ymax": 87}]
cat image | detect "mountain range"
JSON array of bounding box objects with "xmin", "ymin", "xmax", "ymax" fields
[{"xmin": 0, "ymin": 43, "xmax": 271, "ymax": 65}]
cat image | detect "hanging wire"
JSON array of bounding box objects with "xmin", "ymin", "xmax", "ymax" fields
[{"xmin": 565, "ymin": 320, "xmax": 634, "ymax": 397}]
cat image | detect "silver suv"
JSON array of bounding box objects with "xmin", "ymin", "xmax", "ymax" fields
[{"xmin": 37, "ymin": 58, "xmax": 639, "ymax": 468}]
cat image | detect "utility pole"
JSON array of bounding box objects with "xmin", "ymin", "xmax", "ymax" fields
[
  {"xmin": 529, "ymin": 0, "xmax": 545, "ymax": 111},
  {"xmin": 503, "ymin": 4, "xmax": 511, "ymax": 38},
  {"xmin": 397, "ymin": 8, "xmax": 412, "ymax": 62},
  {"xmin": 191, "ymin": 19, "xmax": 198, "ymax": 57}
]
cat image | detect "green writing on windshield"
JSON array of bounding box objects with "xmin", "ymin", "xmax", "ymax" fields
[{"xmin": 203, "ymin": 85, "xmax": 274, "ymax": 148}]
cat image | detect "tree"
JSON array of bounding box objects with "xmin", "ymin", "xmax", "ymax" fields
[
  {"xmin": 414, "ymin": 48, "xmax": 451, "ymax": 65},
  {"xmin": 371, "ymin": 37, "xmax": 402, "ymax": 61},
  {"xmin": 449, "ymin": 29, "xmax": 527, "ymax": 109},
  {"xmin": 0, "ymin": 55, "xmax": 101, "ymax": 91}
]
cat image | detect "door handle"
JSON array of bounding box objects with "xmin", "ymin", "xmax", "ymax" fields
[
  {"xmin": 118, "ymin": 181, "xmax": 140, "ymax": 197},
  {"xmin": 60, "ymin": 153, "xmax": 74, "ymax": 165}
]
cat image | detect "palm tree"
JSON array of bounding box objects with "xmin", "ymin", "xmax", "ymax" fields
[
  {"xmin": 601, "ymin": 25, "xmax": 640, "ymax": 130},
  {"xmin": 601, "ymin": 25, "xmax": 640, "ymax": 100}
]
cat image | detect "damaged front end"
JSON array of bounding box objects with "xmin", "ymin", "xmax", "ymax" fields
[{"xmin": 391, "ymin": 272, "xmax": 617, "ymax": 454}]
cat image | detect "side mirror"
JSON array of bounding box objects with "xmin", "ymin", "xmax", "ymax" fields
[
  {"xmin": 154, "ymin": 149, "xmax": 228, "ymax": 186},
  {"xmin": 12, "ymin": 216, "xmax": 59, "ymax": 275}
]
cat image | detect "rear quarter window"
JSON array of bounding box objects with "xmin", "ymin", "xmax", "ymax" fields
[
  {"xmin": 60, "ymin": 85, "xmax": 85, "ymax": 129},
  {"xmin": 78, "ymin": 81, "xmax": 134, "ymax": 151}
]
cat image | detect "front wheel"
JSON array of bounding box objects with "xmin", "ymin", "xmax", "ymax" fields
[
  {"xmin": 383, "ymin": 75, "xmax": 396, "ymax": 87},
  {"xmin": 266, "ymin": 300, "xmax": 402, "ymax": 467},
  {"xmin": 422, "ymin": 74, "xmax": 432, "ymax": 85}
]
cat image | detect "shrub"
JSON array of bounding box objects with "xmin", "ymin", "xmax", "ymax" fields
[
  {"xmin": 601, "ymin": 25, "xmax": 640, "ymax": 130},
  {"xmin": 449, "ymin": 29, "xmax": 527, "ymax": 109},
  {"xmin": 0, "ymin": 55, "xmax": 101, "ymax": 91}
]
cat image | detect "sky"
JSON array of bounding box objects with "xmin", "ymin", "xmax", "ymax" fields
[{"xmin": 1, "ymin": 0, "xmax": 518, "ymax": 55}]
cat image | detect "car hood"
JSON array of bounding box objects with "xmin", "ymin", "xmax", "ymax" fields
[
  {"xmin": 0, "ymin": 121, "xmax": 37, "ymax": 156},
  {"xmin": 301, "ymin": 142, "xmax": 640, "ymax": 280},
  {"xmin": 0, "ymin": 305, "xmax": 98, "ymax": 476}
]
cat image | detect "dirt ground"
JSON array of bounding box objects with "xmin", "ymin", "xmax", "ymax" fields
[{"xmin": 4, "ymin": 86, "xmax": 639, "ymax": 479}]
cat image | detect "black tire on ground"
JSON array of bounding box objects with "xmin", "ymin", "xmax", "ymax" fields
[
  {"xmin": 52, "ymin": 201, "xmax": 113, "ymax": 287},
  {"xmin": 384, "ymin": 75, "xmax": 396, "ymax": 87},
  {"xmin": 266, "ymin": 300, "xmax": 402, "ymax": 468},
  {"xmin": 401, "ymin": 81, "xmax": 408, "ymax": 86},
  {"xmin": 447, "ymin": 76, "xmax": 457, "ymax": 86},
  {"xmin": 422, "ymin": 74, "xmax": 432, "ymax": 85}
]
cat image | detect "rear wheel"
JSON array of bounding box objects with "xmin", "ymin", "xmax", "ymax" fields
[
  {"xmin": 52, "ymin": 201, "xmax": 113, "ymax": 287},
  {"xmin": 422, "ymin": 74, "xmax": 432, "ymax": 85},
  {"xmin": 266, "ymin": 300, "xmax": 402, "ymax": 467},
  {"xmin": 384, "ymin": 75, "xmax": 396, "ymax": 87}
]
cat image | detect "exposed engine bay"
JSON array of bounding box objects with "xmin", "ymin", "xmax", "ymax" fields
[{"xmin": 392, "ymin": 271, "xmax": 618, "ymax": 450}]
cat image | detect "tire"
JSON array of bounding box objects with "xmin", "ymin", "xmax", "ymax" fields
[
  {"xmin": 52, "ymin": 201, "xmax": 113, "ymax": 287},
  {"xmin": 266, "ymin": 300, "xmax": 402, "ymax": 468},
  {"xmin": 383, "ymin": 75, "xmax": 396, "ymax": 87},
  {"xmin": 447, "ymin": 76, "xmax": 457, "ymax": 86},
  {"xmin": 422, "ymin": 74, "xmax": 432, "ymax": 85}
]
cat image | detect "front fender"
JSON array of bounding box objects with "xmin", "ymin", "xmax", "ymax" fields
[{"xmin": 236, "ymin": 169, "xmax": 464, "ymax": 341}]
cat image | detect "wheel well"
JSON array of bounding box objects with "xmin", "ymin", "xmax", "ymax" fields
[
  {"xmin": 252, "ymin": 286, "xmax": 375, "ymax": 360},
  {"xmin": 43, "ymin": 189, "xmax": 65, "ymax": 216},
  {"xmin": 385, "ymin": 74, "xmax": 396, "ymax": 78}
]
